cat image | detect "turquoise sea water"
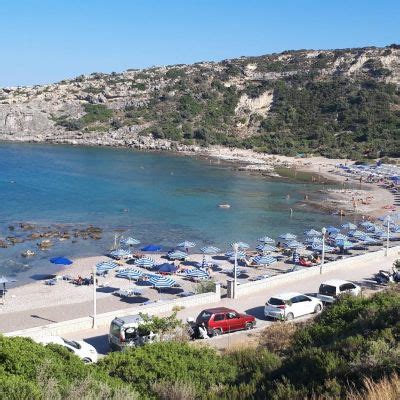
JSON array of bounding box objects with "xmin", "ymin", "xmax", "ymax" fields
[{"xmin": 0, "ymin": 142, "xmax": 341, "ymax": 282}]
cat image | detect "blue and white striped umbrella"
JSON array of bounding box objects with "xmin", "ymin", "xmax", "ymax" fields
[
  {"xmin": 134, "ymin": 257, "xmax": 155, "ymax": 268},
  {"xmin": 304, "ymin": 229, "xmax": 322, "ymax": 237},
  {"xmin": 96, "ymin": 261, "xmax": 119, "ymax": 270},
  {"xmin": 116, "ymin": 268, "xmax": 143, "ymax": 280},
  {"xmin": 225, "ymin": 250, "xmax": 247, "ymax": 259},
  {"xmin": 253, "ymin": 255, "xmax": 277, "ymax": 266},
  {"xmin": 185, "ymin": 268, "xmax": 210, "ymax": 279},
  {"xmin": 284, "ymin": 241, "xmax": 305, "ymax": 250},
  {"xmin": 335, "ymin": 239, "xmax": 354, "ymax": 249},
  {"xmin": 278, "ymin": 233, "xmax": 297, "ymax": 241},
  {"xmin": 200, "ymin": 246, "xmax": 220, "ymax": 254},
  {"xmin": 359, "ymin": 235, "xmax": 380, "ymax": 244},
  {"xmin": 148, "ymin": 275, "xmax": 176, "ymax": 288},
  {"xmin": 360, "ymin": 221, "xmax": 376, "ymax": 229},
  {"xmin": 229, "ymin": 241, "xmax": 250, "ymax": 249},
  {"xmin": 168, "ymin": 250, "xmax": 187, "ymax": 260},
  {"xmin": 256, "ymin": 243, "xmax": 277, "ymax": 252},
  {"xmin": 177, "ymin": 241, "xmax": 196, "ymax": 248},
  {"xmin": 366, "ymin": 225, "xmax": 382, "ymax": 233},
  {"xmin": 312, "ymin": 243, "xmax": 335, "ymax": 252},
  {"xmin": 121, "ymin": 237, "xmax": 140, "ymax": 246},
  {"xmin": 373, "ymin": 231, "xmax": 394, "ymax": 240},
  {"xmin": 391, "ymin": 225, "xmax": 400, "ymax": 233},
  {"xmin": 258, "ymin": 236, "xmax": 275, "ymax": 243},
  {"xmin": 231, "ymin": 268, "xmax": 245, "ymax": 277},
  {"xmin": 379, "ymin": 214, "xmax": 394, "ymax": 223},
  {"xmin": 330, "ymin": 233, "xmax": 348, "ymax": 240},
  {"xmin": 110, "ymin": 249, "xmax": 132, "ymax": 258},
  {"xmin": 348, "ymin": 230, "xmax": 365, "ymax": 238},
  {"xmin": 305, "ymin": 237, "xmax": 323, "ymax": 245},
  {"xmin": 341, "ymin": 222, "xmax": 357, "ymax": 230},
  {"xmin": 327, "ymin": 226, "xmax": 340, "ymax": 234}
]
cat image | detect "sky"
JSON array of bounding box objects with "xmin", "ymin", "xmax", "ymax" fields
[{"xmin": 1, "ymin": 0, "xmax": 399, "ymax": 87}]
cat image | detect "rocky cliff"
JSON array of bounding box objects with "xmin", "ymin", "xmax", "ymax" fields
[{"xmin": 1, "ymin": 45, "xmax": 400, "ymax": 158}]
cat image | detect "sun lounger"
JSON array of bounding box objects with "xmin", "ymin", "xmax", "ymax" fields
[{"xmin": 115, "ymin": 288, "xmax": 143, "ymax": 298}]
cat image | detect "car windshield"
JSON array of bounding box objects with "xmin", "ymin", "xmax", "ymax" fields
[
  {"xmin": 268, "ymin": 297, "xmax": 285, "ymax": 306},
  {"xmin": 62, "ymin": 339, "xmax": 81, "ymax": 349},
  {"xmin": 110, "ymin": 322, "xmax": 121, "ymax": 337},
  {"xmin": 319, "ymin": 284, "xmax": 336, "ymax": 296},
  {"xmin": 197, "ymin": 311, "xmax": 212, "ymax": 322}
]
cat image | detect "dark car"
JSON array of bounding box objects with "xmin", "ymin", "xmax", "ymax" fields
[{"xmin": 196, "ymin": 307, "xmax": 256, "ymax": 336}]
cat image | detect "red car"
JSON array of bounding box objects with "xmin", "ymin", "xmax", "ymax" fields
[{"xmin": 196, "ymin": 307, "xmax": 256, "ymax": 336}]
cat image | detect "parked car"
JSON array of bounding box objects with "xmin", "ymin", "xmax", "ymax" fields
[
  {"xmin": 317, "ymin": 279, "xmax": 361, "ymax": 304},
  {"xmin": 264, "ymin": 292, "xmax": 323, "ymax": 321},
  {"xmin": 38, "ymin": 336, "xmax": 98, "ymax": 363},
  {"xmin": 108, "ymin": 314, "xmax": 157, "ymax": 351},
  {"xmin": 196, "ymin": 307, "xmax": 256, "ymax": 336}
]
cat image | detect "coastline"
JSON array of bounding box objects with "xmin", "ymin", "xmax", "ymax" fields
[{"xmin": 1, "ymin": 138, "xmax": 396, "ymax": 219}]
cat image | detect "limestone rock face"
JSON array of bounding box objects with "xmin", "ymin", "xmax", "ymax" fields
[{"xmin": 0, "ymin": 45, "xmax": 399, "ymax": 149}]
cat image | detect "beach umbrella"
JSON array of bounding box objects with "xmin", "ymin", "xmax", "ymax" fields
[
  {"xmin": 327, "ymin": 226, "xmax": 340, "ymax": 234},
  {"xmin": 134, "ymin": 257, "xmax": 155, "ymax": 268},
  {"xmin": 200, "ymin": 246, "xmax": 220, "ymax": 254},
  {"xmin": 156, "ymin": 263, "xmax": 178, "ymax": 274},
  {"xmin": 50, "ymin": 257, "xmax": 73, "ymax": 265},
  {"xmin": 341, "ymin": 222, "xmax": 357, "ymax": 230},
  {"xmin": 335, "ymin": 239, "xmax": 354, "ymax": 249},
  {"xmin": 391, "ymin": 225, "xmax": 400, "ymax": 233},
  {"xmin": 116, "ymin": 268, "xmax": 143, "ymax": 280},
  {"xmin": 141, "ymin": 244, "xmax": 162, "ymax": 252},
  {"xmin": 229, "ymin": 241, "xmax": 250, "ymax": 249},
  {"xmin": 330, "ymin": 233, "xmax": 348, "ymax": 240},
  {"xmin": 148, "ymin": 275, "xmax": 176, "ymax": 288},
  {"xmin": 258, "ymin": 236, "xmax": 275, "ymax": 243},
  {"xmin": 360, "ymin": 221, "xmax": 376, "ymax": 229},
  {"xmin": 109, "ymin": 249, "xmax": 131, "ymax": 258},
  {"xmin": 177, "ymin": 241, "xmax": 196, "ymax": 249},
  {"xmin": 121, "ymin": 237, "xmax": 140, "ymax": 246},
  {"xmin": 168, "ymin": 250, "xmax": 187, "ymax": 260},
  {"xmin": 278, "ymin": 233, "xmax": 297, "ymax": 241},
  {"xmin": 96, "ymin": 261, "xmax": 119, "ymax": 269},
  {"xmin": 359, "ymin": 235, "xmax": 380, "ymax": 245},
  {"xmin": 185, "ymin": 268, "xmax": 210, "ymax": 280},
  {"xmin": 225, "ymin": 250, "xmax": 247, "ymax": 260},
  {"xmin": 96, "ymin": 261, "xmax": 119, "ymax": 274},
  {"xmin": 284, "ymin": 241, "xmax": 305, "ymax": 250},
  {"xmin": 348, "ymin": 230, "xmax": 365, "ymax": 238},
  {"xmin": 373, "ymin": 231, "xmax": 394, "ymax": 240},
  {"xmin": 305, "ymin": 237, "xmax": 323, "ymax": 245},
  {"xmin": 256, "ymin": 243, "xmax": 277, "ymax": 253},
  {"xmin": 304, "ymin": 229, "xmax": 322, "ymax": 237},
  {"xmin": 312, "ymin": 243, "xmax": 335, "ymax": 253},
  {"xmin": 253, "ymin": 255, "xmax": 277, "ymax": 266}
]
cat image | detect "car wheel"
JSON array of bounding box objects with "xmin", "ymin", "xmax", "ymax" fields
[
  {"xmin": 314, "ymin": 304, "xmax": 322, "ymax": 313},
  {"xmin": 82, "ymin": 358, "xmax": 92, "ymax": 363},
  {"xmin": 285, "ymin": 313, "xmax": 294, "ymax": 321},
  {"xmin": 212, "ymin": 328, "xmax": 222, "ymax": 337},
  {"xmin": 245, "ymin": 322, "xmax": 254, "ymax": 330}
]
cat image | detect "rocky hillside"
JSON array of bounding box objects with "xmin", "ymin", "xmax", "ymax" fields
[{"xmin": 1, "ymin": 45, "xmax": 400, "ymax": 158}]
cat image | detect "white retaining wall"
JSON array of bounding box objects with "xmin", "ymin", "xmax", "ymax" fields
[
  {"xmin": 4, "ymin": 287, "xmax": 221, "ymax": 340},
  {"xmin": 232, "ymin": 245, "xmax": 400, "ymax": 299}
]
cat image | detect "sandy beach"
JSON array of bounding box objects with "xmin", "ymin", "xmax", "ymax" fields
[{"xmin": 201, "ymin": 146, "xmax": 397, "ymax": 218}]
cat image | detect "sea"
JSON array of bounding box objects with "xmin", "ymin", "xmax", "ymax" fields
[{"xmin": 0, "ymin": 142, "xmax": 342, "ymax": 283}]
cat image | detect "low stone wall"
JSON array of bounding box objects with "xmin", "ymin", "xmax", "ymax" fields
[
  {"xmin": 231, "ymin": 246, "xmax": 400, "ymax": 299},
  {"xmin": 5, "ymin": 287, "xmax": 221, "ymax": 340}
]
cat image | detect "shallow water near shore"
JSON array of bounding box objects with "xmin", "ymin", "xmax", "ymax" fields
[{"xmin": 0, "ymin": 142, "xmax": 342, "ymax": 284}]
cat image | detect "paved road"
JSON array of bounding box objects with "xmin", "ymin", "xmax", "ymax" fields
[{"xmin": 64, "ymin": 250, "xmax": 398, "ymax": 354}]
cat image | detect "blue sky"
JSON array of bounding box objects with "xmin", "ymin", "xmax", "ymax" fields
[{"xmin": 1, "ymin": 0, "xmax": 399, "ymax": 87}]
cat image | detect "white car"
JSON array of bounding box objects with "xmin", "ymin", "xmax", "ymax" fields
[
  {"xmin": 317, "ymin": 279, "xmax": 361, "ymax": 304},
  {"xmin": 38, "ymin": 336, "xmax": 98, "ymax": 363},
  {"xmin": 264, "ymin": 292, "xmax": 323, "ymax": 321}
]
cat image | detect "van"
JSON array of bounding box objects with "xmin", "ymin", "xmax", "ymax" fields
[{"xmin": 108, "ymin": 314, "xmax": 157, "ymax": 351}]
